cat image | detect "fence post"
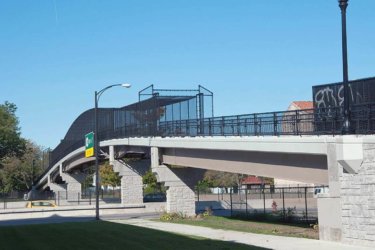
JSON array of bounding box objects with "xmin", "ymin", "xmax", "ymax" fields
[
  {"xmin": 273, "ymin": 112, "xmax": 277, "ymax": 136},
  {"xmin": 263, "ymin": 188, "xmax": 266, "ymax": 215},
  {"xmin": 304, "ymin": 187, "xmax": 308, "ymax": 224},
  {"xmin": 89, "ymin": 191, "xmax": 92, "ymax": 205},
  {"xmin": 78, "ymin": 192, "xmax": 80, "ymax": 205},
  {"xmin": 217, "ymin": 188, "xmax": 220, "ymax": 201},
  {"xmin": 101, "ymin": 189, "xmax": 104, "ymax": 200},
  {"xmin": 3, "ymin": 196, "xmax": 6, "ymax": 210},
  {"xmin": 221, "ymin": 117, "xmax": 225, "ymax": 136},
  {"xmin": 295, "ymin": 110, "xmax": 299, "ymax": 135},
  {"xmin": 282, "ymin": 188, "xmax": 285, "ymax": 220},
  {"xmin": 237, "ymin": 115, "xmax": 240, "ymax": 136},
  {"xmin": 208, "ymin": 118, "xmax": 212, "ymax": 136},
  {"xmin": 245, "ymin": 187, "xmax": 248, "ymax": 216},
  {"xmin": 230, "ymin": 188, "xmax": 233, "ymax": 217}
]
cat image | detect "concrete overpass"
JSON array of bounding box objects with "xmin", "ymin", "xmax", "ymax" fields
[
  {"xmin": 34, "ymin": 134, "xmax": 374, "ymax": 247},
  {"xmin": 32, "ymin": 84, "xmax": 375, "ymax": 247}
]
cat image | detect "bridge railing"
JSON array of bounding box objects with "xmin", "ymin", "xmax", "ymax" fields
[{"xmin": 35, "ymin": 104, "xmax": 375, "ymax": 186}]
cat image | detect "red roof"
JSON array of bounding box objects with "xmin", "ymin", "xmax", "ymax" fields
[
  {"xmin": 241, "ymin": 176, "xmax": 264, "ymax": 185},
  {"xmin": 292, "ymin": 101, "xmax": 313, "ymax": 110}
]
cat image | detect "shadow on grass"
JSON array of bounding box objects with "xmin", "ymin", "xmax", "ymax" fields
[
  {"xmin": 0, "ymin": 220, "xmax": 269, "ymax": 250},
  {"xmin": 228, "ymin": 213, "xmax": 313, "ymax": 229},
  {"xmin": 0, "ymin": 214, "xmax": 93, "ymax": 227}
]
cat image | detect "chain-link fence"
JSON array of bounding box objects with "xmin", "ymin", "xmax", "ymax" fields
[{"xmin": 196, "ymin": 186, "xmax": 327, "ymax": 224}]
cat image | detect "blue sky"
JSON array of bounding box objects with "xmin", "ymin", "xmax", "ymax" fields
[{"xmin": 0, "ymin": 0, "xmax": 374, "ymax": 148}]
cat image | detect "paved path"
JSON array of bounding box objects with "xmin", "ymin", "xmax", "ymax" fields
[{"xmin": 109, "ymin": 218, "xmax": 373, "ymax": 250}]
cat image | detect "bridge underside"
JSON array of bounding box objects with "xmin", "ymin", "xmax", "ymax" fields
[{"xmin": 161, "ymin": 148, "xmax": 328, "ymax": 185}]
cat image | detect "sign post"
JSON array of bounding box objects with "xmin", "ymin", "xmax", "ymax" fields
[{"xmin": 85, "ymin": 132, "xmax": 94, "ymax": 158}]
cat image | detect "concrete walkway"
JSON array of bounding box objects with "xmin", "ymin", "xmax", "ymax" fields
[{"xmin": 109, "ymin": 218, "xmax": 373, "ymax": 250}]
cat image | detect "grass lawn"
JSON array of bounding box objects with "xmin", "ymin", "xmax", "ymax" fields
[
  {"xmin": 160, "ymin": 216, "xmax": 318, "ymax": 239},
  {"xmin": 0, "ymin": 221, "xmax": 267, "ymax": 250}
]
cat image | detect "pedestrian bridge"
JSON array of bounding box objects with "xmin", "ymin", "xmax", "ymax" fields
[{"xmin": 33, "ymin": 82, "xmax": 375, "ymax": 247}]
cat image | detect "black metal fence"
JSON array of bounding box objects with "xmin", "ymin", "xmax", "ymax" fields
[
  {"xmin": 196, "ymin": 186, "xmax": 327, "ymax": 224},
  {"xmin": 0, "ymin": 190, "xmax": 121, "ymax": 210},
  {"xmin": 313, "ymin": 76, "xmax": 375, "ymax": 108}
]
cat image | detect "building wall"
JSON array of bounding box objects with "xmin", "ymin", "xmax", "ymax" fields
[{"xmin": 274, "ymin": 179, "xmax": 314, "ymax": 188}]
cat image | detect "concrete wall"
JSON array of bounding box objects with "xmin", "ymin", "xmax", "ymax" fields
[
  {"xmin": 340, "ymin": 140, "xmax": 375, "ymax": 247},
  {"xmin": 318, "ymin": 137, "xmax": 375, "ymax": 247}
]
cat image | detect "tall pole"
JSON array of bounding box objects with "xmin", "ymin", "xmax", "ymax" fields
[
  {"xmin": 32, "ymin": 159, "xmax": 35, "ymax": 186},
  {"xmin": 94, "ymin": 91, "xmax": 100, "ymax": 220},
  {"xmin": 93, "ymin": 83, "xmax": 131, "ymax": 221},
  {"xmin": 339, "ymin": 0, "xmax": 350, "ymax": 134}
]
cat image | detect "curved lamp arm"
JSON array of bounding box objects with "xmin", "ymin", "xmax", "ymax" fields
[{"xmin": 96, "ymin": 83, "xmax": 131, "ymax": 102}]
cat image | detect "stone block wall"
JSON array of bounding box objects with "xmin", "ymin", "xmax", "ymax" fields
[
  {"xmin": 120, "ymin": 173, "xmax": 144, "ymax": 205},
  {"xmin": 340, "ymin": 143, "xmax": 375, "ymax": 247},
  {"xmin": 166, "ymin": 186, "xmax": 196, "ymax": 216}
]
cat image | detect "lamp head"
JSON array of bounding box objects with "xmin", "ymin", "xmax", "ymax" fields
[
  {"xmin": 338, "ymin": 0, "xmax": 348, "ymax": 9},
  {"xmin": 121, "ymin": 83, "xmax": 131, "ymax": 88}
]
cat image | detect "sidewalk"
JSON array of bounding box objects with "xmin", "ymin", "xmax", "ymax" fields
[{"xmin": 109, "ymin": 218, "xmax": 373, "ymax": 250}]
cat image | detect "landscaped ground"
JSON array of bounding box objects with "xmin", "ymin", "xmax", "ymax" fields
[
  {"xmin": 160, "ymin": 216, "xmax": 319, "ymax": 239},
  {"xmin": 0, "ymin": 221, "xmax": 266, "ymax": 250}
]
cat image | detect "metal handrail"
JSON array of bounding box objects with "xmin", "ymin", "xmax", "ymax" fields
[{"xmin": 34, "ymin": 104, "xmax": 375, "ymax": 185}]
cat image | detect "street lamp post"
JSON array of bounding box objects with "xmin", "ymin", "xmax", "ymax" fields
[
  {"xmin": 338, "ymin": 0, "xmax": 350, "ymax": 134},
  {"xmin": 32, "ymin": 159, "xmax": 35, "ymax": 186},
  {"xmin": 94, "ymin": 83, "xmax": 131, "ymax": 220}
]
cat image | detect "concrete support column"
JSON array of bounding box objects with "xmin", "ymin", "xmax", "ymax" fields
[
  {"xmin": 60, "ymin": 172, "xmax": 86, "ymax": 201},
  {"xmin": 110, "ymin": 146, "xmax": 148, "ymax": 205},
  {"xmin": 119, "ymin": 170, "xmax": 144, "ymax": 205},
  {"xmin": 318, "ymin": 142, "xmax": 343, "ymax": 242},
  {"xmin": 151, "ymin": 147, "xmax": 204, "ymax": 216}
]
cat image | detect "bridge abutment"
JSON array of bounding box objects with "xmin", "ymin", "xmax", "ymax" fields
[
  {"xmin": 340, "ymin": 139, "xmax": 375, "ymax": 246},
  {"xmin": 318, "ymin": 137, "xmax": 375, "ymax": 247}
]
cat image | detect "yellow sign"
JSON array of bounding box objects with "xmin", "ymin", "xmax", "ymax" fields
[
  {"xmin": 85, "ymin": 132, "xmax": 94, "ymax": 158},
  {"xmin": 85, "ymin": 147, "xmax": 94, "ymax": 158}
]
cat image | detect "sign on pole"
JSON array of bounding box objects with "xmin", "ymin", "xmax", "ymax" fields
[{"xmin": 85, "ymin": 132, "xmax": 94, "ymax": 158}]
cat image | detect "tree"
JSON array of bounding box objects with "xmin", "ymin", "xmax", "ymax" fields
[
  {"xmin": 0, "ymin": 102, "xmax": 26, "ymax": 166},
  {"xmin": 142, "ymin": 169, "xmax": 165, "ymax": 194},
  {"xmin": 0, "ymin": 141, "xmax": 43, "ymax": 192},
  {"xmin": 203, "ymin": 170, "xmax": 243, "ymax": 188},
  {"xmin": 99, "ymin": 162, "xmax": 121, "ymax": 188}
]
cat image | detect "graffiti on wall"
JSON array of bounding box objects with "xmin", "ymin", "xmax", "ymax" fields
[
  {"xmin": 314, "ymin": 84, "xmax": 364, "ymax": 108},
  {"xmin": 313, "ymin": 77, "xmax": 375, "ymax": 109}
]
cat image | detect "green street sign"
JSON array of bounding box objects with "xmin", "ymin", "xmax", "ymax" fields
[{"xmin": 85, "ymin": 132, "xmax": 94, "ymax": 158}]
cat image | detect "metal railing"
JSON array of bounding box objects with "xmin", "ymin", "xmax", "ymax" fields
[
  {"xmin": 35, "ymin": 104, "xmax": 375, "ymax": 185},
  {"xmin": 1, "ymin": 190, "xmax": 121, "ymax": 210},
  {"xmin": 196, "ymin": 186, "xmax": 327, "ymax": 224}
]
